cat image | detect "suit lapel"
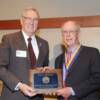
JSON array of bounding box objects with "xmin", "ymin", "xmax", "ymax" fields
[
  {"xmin": 15, "ymin": 31, "xmax": 30, "ymax": 61},
  {"xmin": 35, "ymin": 36, "xmax": 45, "ymax": 67},
  {"xmin": 16, "ymin": 34, "xmax": 45, "ymax": 67},
  {"xmin": 67, "ymin": 46, "xmax": 83, "ymax": 76},
  {"xmin": 15, "ymin": 31, "xmax": 27, "ymax": 50}
]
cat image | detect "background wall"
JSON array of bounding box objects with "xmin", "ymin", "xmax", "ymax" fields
[
  {"xmin": 0, "ymin": 0, "xmax": 100, "ymax": 99},
  {"xmin": 0, "ymin": 0, "xmax": 100, "ymax": 19},
  {"xmin": 0, "ymin": 0, "xmax": 100, "ymax": 66}
]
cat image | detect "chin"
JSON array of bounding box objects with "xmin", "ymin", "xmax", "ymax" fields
[{"xmin": 67, "ymin": 43, "xmax": 73, "ymax": 47}]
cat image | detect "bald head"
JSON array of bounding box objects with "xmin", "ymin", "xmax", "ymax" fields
[
  {"xmin": 61, "ymin": 21, "xmax": 80, "ymax": 48},
  {"xmin": 62, "ymin": 21, "xmax": 80, "ymax": 32}
]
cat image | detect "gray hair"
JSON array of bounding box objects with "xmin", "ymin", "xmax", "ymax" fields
[{"xmin": 21, "ymin": 6, "xmax": 40, "ymax": 18}]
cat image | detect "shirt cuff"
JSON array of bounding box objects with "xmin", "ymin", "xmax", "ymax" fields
[
  {"xmin": 14, "ymin": 82, "xmax": 21, "ymax": 91},
  {"xmin": 70, "ymin": 87, "xmax": 75, "ymax": 96}
]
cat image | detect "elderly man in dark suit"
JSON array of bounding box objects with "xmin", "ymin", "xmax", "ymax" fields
[
  {"xmin": 55, "ymin": 21, "xmax": 100, "ymax": 100},
  {"xmin": 0, "ymin": 7, "xmax": 49, "ymax": 100}
]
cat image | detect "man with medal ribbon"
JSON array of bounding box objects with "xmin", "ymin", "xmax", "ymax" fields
[{"xmin": 55, "ymin": 21, "xmax": 100, "ymax": 100}]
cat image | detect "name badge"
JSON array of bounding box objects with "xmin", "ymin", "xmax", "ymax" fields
[{"xmin": 16, "ymin": 50, "xmax": 27, "ymax": 57}]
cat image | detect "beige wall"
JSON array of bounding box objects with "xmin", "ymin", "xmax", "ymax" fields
[
  {"xmin": 0, "ymin": 0, "xmax": 100, "ymax": 19},
  {"xmin": 0, "ymin": 0, "xmax": 100, "ymax": 65}
]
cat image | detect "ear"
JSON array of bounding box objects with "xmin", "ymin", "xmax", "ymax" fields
[
  {"xmin": 20, "ymin": 17, "xmax": 23, "ymax": 26},
  {"xmin": 76, "ymin": 31, "xmax": 80, "ymax": 42}
]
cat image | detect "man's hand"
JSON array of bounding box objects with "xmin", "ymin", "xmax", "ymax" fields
[
  {"xmin": 57, "ymin": 87, "xmax": 72, "ymax": 98},
  {"xmin": 18, "ymin": 82, "xmax": 38, "ymax": 97},
  {"xmin": 35, "ymin": 66, "xmax": 54, "ymax": 72},
  {"xmin": 42, "ymin": 66, "xmax": 54, "ymax": 72}
]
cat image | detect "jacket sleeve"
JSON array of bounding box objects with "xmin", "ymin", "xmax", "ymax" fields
[
  {"xmin": 0, "ymin": 35, "xmax": 20, "ymax": 91},
  {"xmin": 43, "ymin": 41, "xmax": 49, "ymax": 66}
]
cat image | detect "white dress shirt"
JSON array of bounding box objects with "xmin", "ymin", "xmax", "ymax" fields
[{"xmin": 22, "ymin": 31, "xmax": 39, "ymax": 59}]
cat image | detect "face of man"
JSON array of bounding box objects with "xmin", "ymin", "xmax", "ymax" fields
[
  {"xmin": 20, "ymin": 9, "xmax": 39, "ymax": 37},
  {"xmin": 62, "ymin": 21, "xmax": 79, "ymax": 48}
]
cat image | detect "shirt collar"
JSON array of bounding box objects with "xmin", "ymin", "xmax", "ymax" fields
[
  {"xmin": 67, "ymin": 44, "xmax": 81, "ymax": 54},
  {"xmin": 22, "ymin": 30, "xmax": 36, "ymax": 42}
]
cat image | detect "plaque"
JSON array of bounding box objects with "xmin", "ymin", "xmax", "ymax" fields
[{"xmin": 29, "ymin": 68, "xmax": 62, "ymax": 95}]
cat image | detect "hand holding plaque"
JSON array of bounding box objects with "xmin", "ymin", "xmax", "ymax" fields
[{"xmin": 29, "ymin": 68, "xmax": 62, "ymax": 96}]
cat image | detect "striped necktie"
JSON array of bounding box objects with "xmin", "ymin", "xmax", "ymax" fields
[
  {"xmin": 67, "ymin": 51, "xmax": 72, "ymax": 66},
  {"xmin": 63, "ymin": 51, "xmax": 72, "ymax": 100}
]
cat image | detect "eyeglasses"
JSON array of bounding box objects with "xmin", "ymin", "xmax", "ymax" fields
[
  {"xmin": 22, "ymin": 16, "xmax": 39, "ymax": 21},
  {"xmin": 62, "ymin": 30, "xmax": 77, "ymax": 34}
]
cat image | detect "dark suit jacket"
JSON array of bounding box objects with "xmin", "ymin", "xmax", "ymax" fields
[
  {"xmin": 0, "ymin": 31, "xmax": 49, "ymax": 100},
  {"xmin": 55, "ymin": 45, "xmax": 100, "ymax": 100}
]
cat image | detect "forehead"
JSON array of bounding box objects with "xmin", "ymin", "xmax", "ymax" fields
[
  {"xmin": 62, "ymin": 21, "xmax": 77, "ymax": 30},
  {"xmin": 22, "ymin": 9, "xmax": 38, "ymax": 17}
]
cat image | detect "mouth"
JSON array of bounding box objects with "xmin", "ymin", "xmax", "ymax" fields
[{"xmin": 66, "ymin": 38, "xmax": 72, "ymax": 41}]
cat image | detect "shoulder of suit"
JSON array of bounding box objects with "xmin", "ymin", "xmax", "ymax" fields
[
  {"xmin": 56, "ymin": 53, "xmax": 64, "ymax": 60},
  {"xmin": 81, "ymin": 45, "xmax": 100, "ymax": 54},
  {"xmin": 35, "ymin": 35, "xmax": 48, "ymax": 43},
  {"xmin": 3, "ymin": 31, "xmax": 21, "ymax": 38}
]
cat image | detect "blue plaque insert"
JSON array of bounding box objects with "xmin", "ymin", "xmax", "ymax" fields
[{"xmin": 33, "ymin": 73, "xmax": 58, "ymax": 89}]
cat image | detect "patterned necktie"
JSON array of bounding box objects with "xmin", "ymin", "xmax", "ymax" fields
[
  {"xmin": 63, "ymin": 51, "xmax": 72, "ymax": 100},
  {"xmin": 28, "ymin": 37, "xmax": 36, "ymax": 68},
  {"xmin": 67, "ymin": 51, "xmax": 72, "ymax": 66}
]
